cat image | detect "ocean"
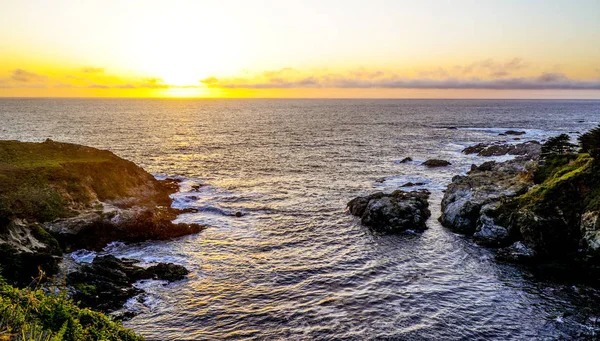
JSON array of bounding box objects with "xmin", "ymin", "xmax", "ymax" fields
[{"xmin": 2, "ymin": 98, "xmax": 600, "ymax": 340}]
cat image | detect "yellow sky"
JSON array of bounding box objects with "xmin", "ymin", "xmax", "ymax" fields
[{"xmin": 1, "ymin": 0, "xmax": 600, "ymax": 98}]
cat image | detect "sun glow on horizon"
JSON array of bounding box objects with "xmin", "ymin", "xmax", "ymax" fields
[{"xmin": 1, "ymin": 0, "xmax": 600, "ymax": 98}]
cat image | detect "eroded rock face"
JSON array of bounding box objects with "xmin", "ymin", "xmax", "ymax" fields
[
  {"xmin": 473, "ymin": 203, "xmax": 510, "ymax": 246},
  {"xmin": 439, "ymin": 159, "xmax": 535, "ymax": 239},
  {"xmin": 67, "ymin": 255, "xmax": 189, "ymax": 313},
  {"xmin": 348, "ymin": 190, "xmax": 431, "ymax": 233},
  {"xmin": 581, "ymin": 211, "xmax": 600, "ymax": 256}
]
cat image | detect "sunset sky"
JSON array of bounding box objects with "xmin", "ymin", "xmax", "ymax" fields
[{"xmin": 1, "ymin": 0, "xmax": 599, "ymax": 98}]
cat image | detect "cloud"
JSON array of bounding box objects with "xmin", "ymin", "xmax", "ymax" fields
[
  {"xmin": 10, "ymin": 69, "xmax": 47, "ymax": 83},
  {"xmin": 456, "ymin": 58, "xmax": 528, "ymax": 78},
  {"xmin": 204, "ymin": 71, "xmax": 600, "ymax": 90},
  {"xmin": 81, "ymin": 67, "xmax": 105, "ymax": 74}
]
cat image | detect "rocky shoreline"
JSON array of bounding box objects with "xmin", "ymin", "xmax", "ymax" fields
[
  {"xmin": 0, "ymin": 139, "xmax": 204, "ymax": 316},
  {"xmin": 350, "ymin": 132, "xmax": 600, "ymax": 275}
]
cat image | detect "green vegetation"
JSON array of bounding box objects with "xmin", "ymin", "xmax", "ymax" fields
[
  {"xmin": 522, "ymin": 153, "xmax": 592, "ymax": 206},
  {"xmin": 540, "ymin": 133, "xmax": 577, "ymax": 159},
  {"xmin": 0, "ymin": 139, "xmax": 170, "ymax": 223},
  {"xmin": 0, "ymin": 274, "xmax": 143, "ymax": 341},
  {"xmin": 579, "ymin": 125, "xmax": 600, "ymax": 158}
]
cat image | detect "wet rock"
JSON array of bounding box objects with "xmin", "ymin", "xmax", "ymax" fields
[
  {"xmin": 67, "ymin": 255, "xmax": 189, "ymax": 313},
  {"xmin": 400, "ymin": 182, "xmax": 426, "ymax": 187},
  {"xmin": 473, "ymin": 203, "xmax": 510, "ymax": 246},
  {"xmin": 144, "ymin": 263, "xmax": 189, "ymax": 282},
  {"xmin": 191, "ymin": 184, "xmax": 204, "ymax": 191},
  {"xmin": 348, "ymin": 190, "xmax": 431, "ymax": 233},
  {"xmin": 462, "ymin": 141, "xmax": 541, "ymax": 159},
  {"xmin": 399, "ymin": 157, "xmax": 413, "ymax": 163},
  {"xmin": 496, "ymin": 242, "xmax": 537, "ymax": 262},
  {"xmin": 159, "ymin": 178, "xmax": 182, "ymax": 193},
  {"xmin": 504, "ymin": 130, "xmax": 526, "ymax": 135},
  {"xmin": 422, "ymin": 159, "xmax": 451, "ymax": 167},
  {"xmin": 235, "ymin": 211, "xmax": 243, "ymax": 217}
]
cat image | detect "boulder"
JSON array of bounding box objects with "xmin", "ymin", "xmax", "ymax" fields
[
  {"xmin": 348, "ymin": 190, "xmax": 430, "ymax": 233},
  {"xmin": 67, "ymin": 255, "xmax": 189, "ymax": 312},
  {"xmin": 473, "ymin": 203, "xmax": 510, "ymax": 246},
  {"xmin": 422, "ymin": 159, "xmax": 451, "ymax": 167},
  {"xmin": 504, "ymin": 130, "xmax": 526, "ymax": 135},
  {"xmin": 496, "ymin": 241, "xmax": 537, "ymax": 262}
]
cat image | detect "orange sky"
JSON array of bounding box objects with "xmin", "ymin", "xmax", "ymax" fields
[{"xmin": 1, "ymin": 0, "xmax": 600, "ymax": 98}]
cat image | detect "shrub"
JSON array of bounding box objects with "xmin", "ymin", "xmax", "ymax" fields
[
  {"xmin": 579, "ymin": 125, "xmax": 600, "ymax": 158},
  {"xmin": 541, "ymin": 134, "xmax": 577, "ymax": 159},
  {"xmin": 0, "ymin": 274, "xmax": 143, "ymax": 341}
]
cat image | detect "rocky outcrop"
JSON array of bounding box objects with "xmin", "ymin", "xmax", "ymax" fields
[
  {"xmin": 67, "ymin": 255, "xmax": 189, "ymax": 312},
  {"xmin": 0, "ymin": 139, "xmax": 202, "ymax": 286},
  {"xmin": 462, "ymin": 141, "xmax": 541, "ymax": 158},
  {"xmin": 439, "ymin": 159, "xmax": 536, "ymax": 240},
  {"xmin": 442, "ymin": 144, "xmax": 600, "ymax": 264},
  {"xmin": 348, "ymin": 190, "xmax": 431, "ymax": 233},
  {"xmin": 422, "ymin": 159, "xmax": 451, "ymax": 167},
  {"xmin": 504, "ymin": 130, "xmax": 526, "ymax": 136}
]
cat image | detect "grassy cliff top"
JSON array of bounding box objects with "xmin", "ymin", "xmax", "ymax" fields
[
  {"xmin": 0, "ymin": 139, "xmax": 116, "ymax": 169},
  {"xmin": 0, "ymin": 139, "xmax": 171, "ymax": 223}
]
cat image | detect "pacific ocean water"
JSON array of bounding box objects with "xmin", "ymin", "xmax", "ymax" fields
[{"xmin": 2, "ymin": 98, "xmax": 600, "ymax": 340}]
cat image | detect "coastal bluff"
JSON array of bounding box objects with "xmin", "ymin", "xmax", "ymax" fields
[{"xmin": 0, "ymin": 139, "xmax": 203, "ymax": 286}]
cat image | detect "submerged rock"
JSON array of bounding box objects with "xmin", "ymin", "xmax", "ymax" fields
[
  {"xmin": 504, "ymin": 130, "xmax": 526, "ymax": 136},
  {"xmin": 401, "ymin": 182, "xmax": 426, "ymax": 187},
  {"xmin": 422, "ymin": 159, "xmax": 451, "ymax": 167},
  {"xmin": 67, "ymin": 255, "xmax": 189, "ymax": 313},
  {"xmin": 348, "ymin": 190, "xmax": 431, "ymax": 233}
]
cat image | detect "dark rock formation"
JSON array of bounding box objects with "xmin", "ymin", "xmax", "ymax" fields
[
  {"xmin": 504, "ymin": 130, "xmax": 526, "ymax": 135},
  {"xmin": 67, "ymin": 255, "xmax": 189, "ymax": 312},
  {"xmin": 422, "ymin": 159, "xmax": 451, "ymax": 167},
  {"xmin": 462, "ymin": 141, "xmax": 541, "ymax": 158},
  {"xmin": 401, "ymin": 182, "xmax": 426, "ymax": 187},
  {"xmin": 348, "ymin": 190, "xmax": 431, "ymax": 233},
  {"xmin": 399, "ymin": 157, "xmax": 413, "ymax": 163}
]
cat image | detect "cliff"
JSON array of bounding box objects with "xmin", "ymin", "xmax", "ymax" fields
[{"xmin": 0, "ymin": 139, "xmax": 203, "ymax": 286}]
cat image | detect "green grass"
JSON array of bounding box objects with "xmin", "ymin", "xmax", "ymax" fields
[
  {"xmin": 521, "ymin": 154, "xmax": 593, "ymax": 206},
  {"xmin": 0, "ymin": 140, "xmax": 113, "ymax": 169},
  {"xmin": 0, "ymin": 275, "xmax": 143, "ymax": 341}
]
